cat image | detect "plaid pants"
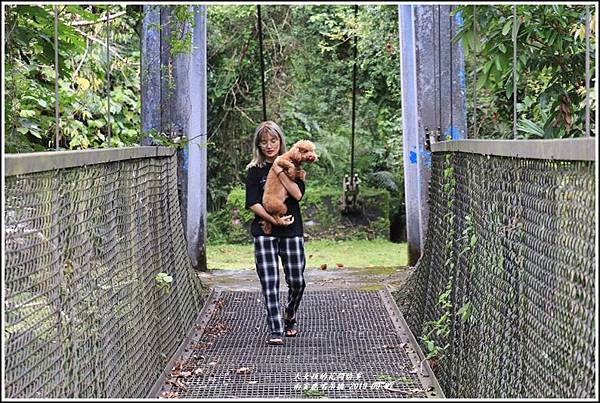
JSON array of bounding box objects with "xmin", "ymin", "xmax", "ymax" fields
[{"xmin": 253, "ymin": 236, "xmax": 306, "ymax": 336}]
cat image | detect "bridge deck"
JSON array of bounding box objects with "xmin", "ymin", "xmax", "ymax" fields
[{"xmin": 156, "ymin": 288, "xmax": 443, "ymax": 399}]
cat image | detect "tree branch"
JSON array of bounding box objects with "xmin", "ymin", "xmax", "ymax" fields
[
  {"xmin": 72, "ymin": 26, "xmax": 125, "ymax": 62},
  {"xmin": 72, "ymin": 37, "xmax": 90, "ymax": 79},
  {"xmin": 70, "ymin": 11, "xmax": 126, "ymax": 27}
]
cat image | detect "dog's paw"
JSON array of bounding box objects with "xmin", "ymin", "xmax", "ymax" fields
[
  {"xmin": 260, "ymin": 220, "xmax": 272, "ymax": 234},
  {"xmin": 287, "ymin": 167, "xmax": 297, "ymax": 178},
  {"xmin": 296, "ymin": 170, "xmax": 306, "ymax": 181}
]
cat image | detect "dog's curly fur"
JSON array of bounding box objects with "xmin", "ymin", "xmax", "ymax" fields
[{"xmin": 261, "ymin": 140, "xmax": 318, "ymax": 234}]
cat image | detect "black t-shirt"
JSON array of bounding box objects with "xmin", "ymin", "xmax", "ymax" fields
[{"xmin": 245, "ymin": 162, "xmax": 305, "ymax": 237}]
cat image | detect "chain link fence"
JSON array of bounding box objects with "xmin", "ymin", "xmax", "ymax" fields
[
  {"xmin": 4, "ymin": 148, "xmax": 207, "ymax": 398},
  {"xmin": 395, "ymin": 141, "xmax": 596, "ymax": 398}
]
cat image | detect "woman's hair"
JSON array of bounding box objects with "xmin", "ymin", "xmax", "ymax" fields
[{"xmin": 246, "ymin": 121, "xmax": 288, "ymax": 169}]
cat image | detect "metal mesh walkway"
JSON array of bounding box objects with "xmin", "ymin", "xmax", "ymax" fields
[{"xmin": 158, "ymin": 289, "xmax": 442, "ymax": 399}]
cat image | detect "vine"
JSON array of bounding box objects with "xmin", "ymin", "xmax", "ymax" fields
[
  {"xmin": 456, "ymin": 213, "xmax": 477, "ymax": 323},
  {"xmin": 420, "ymin": 154, "xmax": 456, "ymax": 369},
  {"xmin": 169, "ymin": 6, "xmax": 196, "ymax": 57},
  {"xmin": 144, "ymin": 5, "xmax": 196, "ymax": 140}
]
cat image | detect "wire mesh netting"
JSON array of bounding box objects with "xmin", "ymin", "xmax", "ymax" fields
[
  {"xmin": 395, "ymin": 151, "xmax": 596, "ymax": 398},
  {"xmin": 4, "ymin": 153, "xmax": 207, "ymax": 398}
]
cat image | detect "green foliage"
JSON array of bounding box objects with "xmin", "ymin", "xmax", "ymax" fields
[
  {"xmin": 4, "ymin": 5, "xmax": 142, "ymax": 152},
  {"xmin": 207, "ymin": 239, "xmax": 407, "ymax": 269},
  {"xmin": 421, "ymin": 276, "xmax": 453, "ymax": 361},
  {"xmin": 205, "ymin": 5, "xmax": 403, "ymax": 211},
  {"xmin": 420, "ymin": 155, "xmax": 457, "ymax": 365},
  {"xmin": 457, "ymin": 301, "xmax": 473, "ymax": 322},
  {"xmin": 169, "ymin": 6, "xmax": 196, "ymax": 56},
  {"xmin": 5, "ymin": 291, "xmax": 54, "ymax": 337},
  {"xmin": 154, "ymin": 272, "xmax": 173, "ymax": 294},
  {"xmin": 5, "ymin": 4, "xmax": 406, "ymax": 218},
  {"xmin": 7, "ymin": 4, "xmax": 592, "ymax": 221},
  {"xmin": 207, "ymin": 186, "xmax": 254, "ymax": 245},
  {"xmin": 207, "ymin": 184, "xmax": 390, "ymax": 244},
  {"xmin": 303, "ymin": 388, "xmax": 326, "ymax": 398},
  {"xmin": 455, "ymin": 5, "xmax": 596, "ymax": 138},
  {"xmin": 207, "ymin": 209, "xmax": 231, "ymax": 245}
]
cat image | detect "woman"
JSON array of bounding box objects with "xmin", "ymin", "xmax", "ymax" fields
[{"xmin": 245, "ymin": 121, "xmax": 306, "ymax": 345}]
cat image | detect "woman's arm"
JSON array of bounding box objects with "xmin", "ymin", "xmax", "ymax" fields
[
  {"xmin": 273, "ymin": 166, "xmax": 303, "ymax": 201},
  {"xmin": 249, "ymin": 203, "xmax": 294, "ymax": 226}
]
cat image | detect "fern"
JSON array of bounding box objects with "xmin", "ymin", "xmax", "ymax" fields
[{"xmin": 368, "ymin": 170, "xmax": 398, "ymax": 192}]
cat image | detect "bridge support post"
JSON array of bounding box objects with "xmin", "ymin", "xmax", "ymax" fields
[
  {"xmin": 185, "ymin": 6, "xmax": 208, "ymax": 271},
  {"xmin": 141, "ymin": 6, "xmax": 208, "ymax": 271},
  {"xmin": 140, "ymin": 6, "xmax": 161, "ymax": 142},
  {"xmin": 398, "ymin": 5, "xmax": 466, "ymax": 266}
]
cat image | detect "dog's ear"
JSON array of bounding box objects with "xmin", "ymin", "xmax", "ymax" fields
[{"xmin": 293, "ymin": 147, "xmax": 302, "ymax": 161}]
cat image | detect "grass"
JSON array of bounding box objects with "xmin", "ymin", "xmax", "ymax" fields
[{"xmin": 206, "ymin": 239, "xmax": 408, "ymax": 270}]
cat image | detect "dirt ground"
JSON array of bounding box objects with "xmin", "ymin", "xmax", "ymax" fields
[{"xmin": 197, "ymin": 264, "xmax": 415, "ymax": 293}]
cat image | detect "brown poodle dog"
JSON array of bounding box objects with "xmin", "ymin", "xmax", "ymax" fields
[{"xmin": 261, "ymin": 140, "xmax": 318, "ymax": 234}]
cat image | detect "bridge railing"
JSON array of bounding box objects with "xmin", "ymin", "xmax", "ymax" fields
[
  {"xmin": 395, "ymin": 138, "xmax": 596, "ymax": 398},
  {"xmin": 4, "ymin": 147, "xmax": 207, "ymax": 398}
]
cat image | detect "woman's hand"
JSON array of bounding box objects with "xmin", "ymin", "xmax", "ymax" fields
[
  {"xmin": 272, "ymin": 164, "xmax": 284, "ymax": 175},
  {"xmin": 274, "ymin": 215, "xmax": 294, "ymax": 226},
  {"xmin": 248, "ymin": 204, "xmax": 294, "ymax": 227}
]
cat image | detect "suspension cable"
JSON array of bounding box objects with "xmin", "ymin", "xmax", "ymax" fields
[
  {"xmin": 437, "ymin": 5, "xmax": 442, "ymax": 137},
  {"xmin": 257, "ymin": 5, "xmax": 267, "ymax": 122},
  {"xmin": 106, "ymin": 5, "xmax": 112, "ymax": 146},
  {"xmin": 449, "ymin": 5, "xmax": 454, "ymax": 137},
  {"xmin": 54, "ymin": 5, "xmax": 60, "ymax": 150},
  {"xmin": 350, "ymin": 5, "xmax": 358, "ymax": 180},
  {"xmin": 472, "ymin": 5, "xmax": 478, "ymax": 138},
  {"xmin": 433, "ymin": 6, "xmax": 438, "ymax": 137},
  {"xmin": 584, "ymin": 5, "xmax": 591, "ymax": 137},
  {"xmin": 512, "ymin": 5, "xmax": 518, "ymax": 139}
]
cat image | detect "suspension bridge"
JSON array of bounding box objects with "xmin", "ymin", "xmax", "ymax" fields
[{"xmin": 3, "ymin": 4, "xmax": 596, "ymax": 399}]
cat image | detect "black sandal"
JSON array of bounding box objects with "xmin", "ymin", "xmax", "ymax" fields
[{"xmin": 284, "ymin": 317, "xmax": 299, "ymax": 337}]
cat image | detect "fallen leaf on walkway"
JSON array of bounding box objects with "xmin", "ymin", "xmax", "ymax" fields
[
  {"xmin": 193, "ymin": 368, "xmax": 204, "ymax": 375},
  {"xmin": 180, "ymin": 371, "xmax": 192, "ymax": 378},
  {"xmin": 336, "ymin": 263, "xmax": 344, "ymax": 268},
  {"xmin": 320, "ymin": 264, "xmax": 327, "ymax": 270},
  {"xmin": 208, "ymin": 361, "xmax": 217, "ymax": 366},
  {"xmin": 171, "ymin": 361, "xmax": 183, "ymax": 372},
  {"xmin": 166, "ymin": 378, "xmax": 188, "ymax": 391},
  {"xmin": 206, "ymin": 322, "xmax": 229, "ymax": 337},
  {"xmin": 192, "ymin": 341, "xmax": 213, "ymax": 350},
  {"xmin": 234, "ymin": 367, "xmax": 252, "ymax": 375},
  {"xmin": 248, "ymin": 380, "xmax": 258, "ymax": 384},
  {"xmin": 384, "ymin": 343, "xmax": 407, "ymax": 349},
  {"xmin": 161, "ymin": 391, "xmax": 179, "ymax": 399}
]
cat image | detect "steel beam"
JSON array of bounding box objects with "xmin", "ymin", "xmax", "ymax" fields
[
  {"xmin": 431, "ymin": 138, "xmax": 597, "ymax": 161},
  {"xmin": 186, "ymin": 6, "xmax": 208, "ymax": 271},
  {"xmin": 399, "ymin": 4, "xmax": 466, "ymax": 265},
  {"xmin": 140, "ymin": 6, "xmax": 208, "ymax": 271},
  {"xmin": 4, "ymin": 147, "xmax": 175, "ymax": 176},
  {"xmin": 399, "ymin": 5, "xmax": 424, "ymax": 266},
  {"xmin": 140, "ymin": 5, "xmax": 161, "ymax": 143}
]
